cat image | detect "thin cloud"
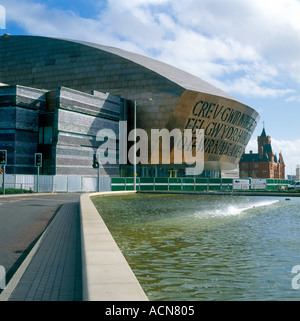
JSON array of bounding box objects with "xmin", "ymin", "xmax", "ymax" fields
[
  {"xmin": 246, "ymin": 138, "xmax": 300, "ymax": 174},
  {"xmin": 286, "ymin": 95, "xmax": 300, "ymax": 103},
  {"xmin": 2, "ymin": 0, "xmax": 299, "ymax": 99}
]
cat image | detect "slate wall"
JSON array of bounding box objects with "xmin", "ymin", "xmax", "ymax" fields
[
  {"xmin": 54, "ymin": 87, "xmax": 121, "ymax": 176},
  {"xmin": 0, "ymin": 85, "xmax": 122, "ymax": 176},
  {"xmin": 0, "ymin": 85, "xmax": 46, "ymax": 174}
]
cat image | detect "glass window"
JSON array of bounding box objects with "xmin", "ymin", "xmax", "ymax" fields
[
  {"xmin": 39, "ymin": 127, "xmax": 43, "ymax": 144},
  {"xmin": 39, "ymin": 127, "xmax": 53, "ymax": 145},
  {"xmin": 44, "ymin": 127, "xmax": 53, "ymax": 144}
]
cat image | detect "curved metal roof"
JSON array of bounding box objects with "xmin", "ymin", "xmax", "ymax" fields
[
  {"xmin": 0, "ymin": 35, "xmax": 238, "ymax": 102},
  {"xmin": 67, "ymin": 38, "xmax": 237, "ymax": 101}
]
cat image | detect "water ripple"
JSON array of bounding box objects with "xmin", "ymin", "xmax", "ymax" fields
[{"xmin": 92, "ymin": 194, "xmax": 300, "ymax": 301}]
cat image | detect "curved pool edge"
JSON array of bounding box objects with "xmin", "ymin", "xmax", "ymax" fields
[
  {"xmin": 80, "ymin": 191, "xmax": 148, "ymax": 301},
  {"xmin": 138, "ymin": 190, "xmax": 300, "ymax": 197}
]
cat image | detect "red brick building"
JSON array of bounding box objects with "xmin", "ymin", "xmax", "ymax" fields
[{"xmin": 239, "ymin": 127, "xmax": 285, "ymax": 179}]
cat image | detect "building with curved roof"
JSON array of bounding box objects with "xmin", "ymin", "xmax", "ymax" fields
[{"xmin": 0, "ymin": 35, "xmax": 259, "ymax": 176}]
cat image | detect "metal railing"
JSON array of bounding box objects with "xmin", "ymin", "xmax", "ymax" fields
[
  {"xmin": 111, "ymin": 177, "xmax": 293, "ymax": 193},
  {"xmin": 0, "ymin": 174, "xmax": 111, "ymax": 193}
]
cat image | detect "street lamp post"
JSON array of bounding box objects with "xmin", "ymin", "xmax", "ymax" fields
[
  {"xmin": 133, "ymin": 98, "xmax": 152, "ymax": 191},
  {"xmin": 134, "ymin": 100, "xmax": 137, "ymax": 191}
]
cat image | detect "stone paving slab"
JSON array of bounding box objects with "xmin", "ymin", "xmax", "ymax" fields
[{"xmin": 1, "ymin": 202, "xmax": 82, "ymax": 301}]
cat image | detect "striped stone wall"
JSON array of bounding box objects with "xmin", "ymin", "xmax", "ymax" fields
[
  {"xmin": 0, "ymin": 85, "xmax": 46, "ymax": 174},
  {"xmin": 53, "ymin": 87, "xmax": 121, "ymax": 176},
  {"xmin": 0, "ymin": 85, "xmax": 122, "ymax": 176}
]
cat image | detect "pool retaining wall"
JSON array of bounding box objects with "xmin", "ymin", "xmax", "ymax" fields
[{"xmin": 80, "ymin": 191, "xmax": 148, "ymax": 301}]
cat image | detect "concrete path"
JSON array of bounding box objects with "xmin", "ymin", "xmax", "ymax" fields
[{"xmin": 0, "ymin": 202, "xmax": 82, "ymax": 301}]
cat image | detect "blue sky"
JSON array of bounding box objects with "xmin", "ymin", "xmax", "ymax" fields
[{"xmin": 1, "ymin": 0, "xmax": 300, "ymax": 174}]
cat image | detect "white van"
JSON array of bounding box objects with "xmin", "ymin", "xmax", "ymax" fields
[{"xmin": 287, "ymin": 181, "xmax": 300, "ymax": 190}]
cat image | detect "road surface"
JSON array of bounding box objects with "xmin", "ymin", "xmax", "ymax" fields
[{"xmin": 0, "ymin": 193, "xmax": 81, "ymax": 288}]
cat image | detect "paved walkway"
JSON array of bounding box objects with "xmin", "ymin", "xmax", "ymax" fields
[{"xmin": 1, "ymin": 202, "xmax": 82, "ymax": 301}]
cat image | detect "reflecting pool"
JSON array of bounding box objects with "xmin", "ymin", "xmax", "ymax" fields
[{"xmin": 92, "ymin": 193, "xmax": 300, "ymax": 301}]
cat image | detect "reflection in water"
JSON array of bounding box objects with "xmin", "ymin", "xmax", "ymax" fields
[{"xmin": 92, "ymin": 194, "xmax": 300, "ymax": 301}]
